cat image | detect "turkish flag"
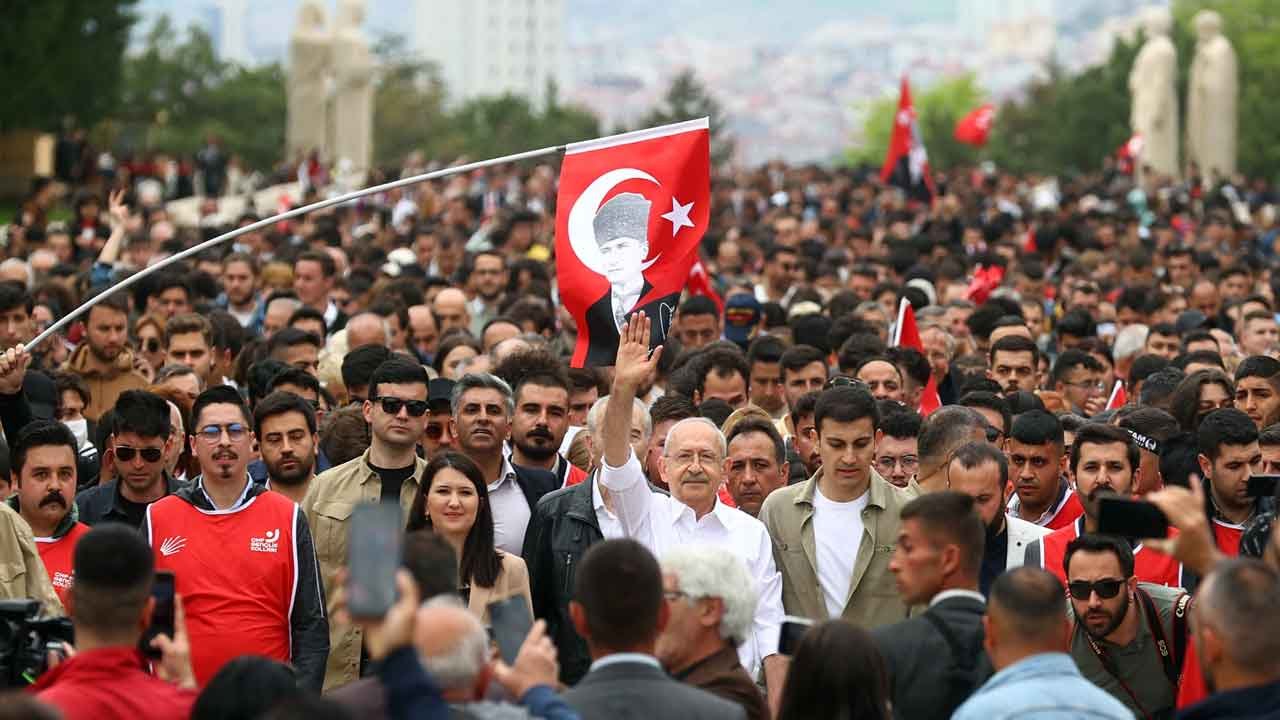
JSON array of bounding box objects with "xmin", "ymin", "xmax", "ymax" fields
[
  {"xmin": 880, "ymin": 76, "xmax": 936, "ymax": 202},
  {"xmin": 966, "ymin": 264, "xmax": 1005, "ymax": 305},
  {"xmin": 954, "ymin": 104, "xmax": 995, "ymax": 147},
  {"xmin": 555, "ymin": 118, "xmax": 711, "ymax": 368},
  {"xmin": 1105, "ymin": 380, "xmax": 1127, "ymax": 410},
  {"xmin": 892, "ymin": 298, "xmax": 942, "ymax": 416},
  {"xmin": 687, "ymin": 258, "xmax": 723, "ymax": 315}
]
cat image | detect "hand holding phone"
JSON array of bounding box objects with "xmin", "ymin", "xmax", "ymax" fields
[
  {"xmin": 1097, "ymin": 497, "xmax": 1169, "ymax": 539},
  {"xmin": 778, "ymin": 616, "xmax": 814, "ymax": 656},
  {"xmin": 347, "ymin": 502, "xmax": 404, "ymax": 619},
  {"xmin": 487, "ymin": 596, "xmax": 534, "ymax": 665},
  {"xmin": 140, "ymin": 570, "xmax": 176, "ymax": 659}
]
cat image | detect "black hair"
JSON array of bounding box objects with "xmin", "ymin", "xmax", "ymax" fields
[
  {"xmin": 1009, "ymin": 409, "xmax": 1064, "ymax": 448},
  {"xmin": 694, "ymin": 347, "xmax": 750, "ymax": 396},
  {"xmin": 1260, "ymin": 424, "xmax": 1280, "ymax": 447},
  {"xmin": 747, "ymin": 335, "xmax": 788, "ymax": 366},
  {"xmin": 495, "ymin": 347, "xmax": 570, "ymax": 399},
  {"xmin": 1129, "ymin": 354, "xmax": 1170, "ymax": 386},
  {"xmin": 268, "ymin": 366, "xmax": 322, "ymax": 397},
  {"xmin": 1235, "ymin": 355, "xmax": 1280, "ymax": 386},
  {"xmin": 791, "ymin": 314, "xmax": 833, "ymax": 355},
  {"xmin": 369, "ymin": 356, "xmax": 430, "ymax": 400},
  {"xmin": 1181, "ymin": 329, "xmax": 1218, "ymax": 352},
  {"xmin": 885, "ymin": 346, "xmax": 930, "ymax": 387},
  {"xmin": 950, "ymin": 440, "xmax": 1009, "ymax": 491},
  {"xmin": 780, "ymin": 344, "xmax": 827, "ymax": 377},
  {"xmin": 1005, "ymin": 390, "xmax": 1047, "ymax": 416},
  {"xmin": 900, "ymin": 491, "xmax": 985, "ymax": 576},
  {"xmin": 880, "ymin": 408, "xmax": 922, "ymax": 441},
  {"xmin": 776, "ymin": 620, "xmax": 890, "ymax": 720},
  {"xmin": 1052, "ymin": 349, "xmax": 1104, "ymax": 385},
  {"xmin": 649, "ymin": 393, "xmax": 698, "ymax": 427},
  {"xmin": 725, "ymin": 416, "xmax": 786, "ymax": 464},
  {"xmin": 989, "ymin": 334, "xmax": 1040, "ymax": 365},
  {"xmin": 573, "ymin": 539, "xmax": 664, "ymax": 652},
  {"xmin": 1197, "ymin": 408, "xmax": 1259, "ymax": 460},
  {"xmin": 190, "ymin": 385, "xmax": 251, "ymax": 431},
  {"xmin": 111, "ymin": 390, "xmax": 172, "ymax": 439},
  {"xmin": 814, "ymin": 385, "xmax": 879, "ymax": 434},
  {"xmin": 71, "ymin": 524, "xmax": 154, "ymax": 634},
  {"xmin": 1064, "ymin": 533, "xmax": 1134, "ymax": 579},
  {"xmin": 288, "ymin": 305, "xmax": 327, "ymax": 332},
  {"xmin": 837, "ymin": 332, "xmax": 886, "ymax": 373},
  {"xmin": 1117, "ymin": 406, "xmax": 1180, "ymax": 446},
  {"xmin": 342, "ymin": 344, "xmax": 394, "ymax": 396},
  {"xmin": 678, "ymin": 294, "xmax": 720, "ymax": 319},
  {"xmin": 191, "ymin": 656, "xmax": 302, "ymax": 720},
  {"xmin": 697, "ymin": 398, "xmax": 734, "ymax": 428},
  {"xmin": 1139, "ymin": 367, "xmax": 1187, "ymax": 407},
  {"xmin": 407, "ymin": 452, "xmax": 502, "ymax": 589},
  {"xmin": 1056, "ymin": 309, "xmax": 1096, "ymax": 340},
  {"xmin": 267, "ymin": 327, "xmax": 322, "ymax": 357},
  {"xmin": 1168, "ymin": 369, "xmax": 1236, "ymax": 432},
  {"xmin": 1173, "ymin": 350, "xmax": 1225, "ymax": 371},
  {"xmin": 792, "ymin": 390, "xmax": 821, "ymax": 424},
  {"xmin": 296, "ymin": 249, "xmax": 336, "ymax": 277},
  {"xmin": 0, "ymin": 280, "xmax": 33, "ymax": 314},
  {"xmin": 918, "ymin": 406, "xmax": 987, "ymax": 470},
  {"xmin": 248, "ymin": 359, "xmax": 291, "ymax": 406},
  {"xmin": 989, "ymin": 567, "xmax": 1067, "ymax": 644},
  {"xmin": 1069, "ymin": 422, "xmax": 1139, "ymax": 476},
  {"xmin": 958, "ymin": 391, "xmax": 1011, "ymax": 436},
  {"xmin": 254, "ymin": 390, "xmax": 318, "ymax": 436},
  {"xmin": 402, "ymin": 530, "xmax": 460, "ymax": 601},
  {"xmin": 11, "ymin": 420, "xmax": 77, "ymax": 477}
]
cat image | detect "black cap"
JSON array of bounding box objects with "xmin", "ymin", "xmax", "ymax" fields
[{"xmin": 428, "ymin": 378, "xmax": 455, "ymax": 411}]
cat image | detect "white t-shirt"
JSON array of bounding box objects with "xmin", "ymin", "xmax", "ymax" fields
[{"xmin": 812, "ymin": 484, "xmax": 870, "ymax": 618}]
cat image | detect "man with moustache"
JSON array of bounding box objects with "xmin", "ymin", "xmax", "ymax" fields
[
  {"xmin": 8, "ymin": 421, "xmax": 90, "ymax": 609},
  {"xmin": 143, "ymin": 385, "xmax": 328, "ymax": 689},
  {"xmin": 253, "ymin": 391, "xmax": 320, "ymax": 504},
  {"xmin": 1025, "ymin": 423, "xmax": 1184, "ymax": 588},
  {"xmin": 502, "ymin": 350, "xmax": 587, "ymax": 488},
  {"xmin": 1064, "ymin": 535, "xmax": 1190, "ymax": 719},
  {"xmin": 723, "ymin": 418, "xmax": 789, "ymax": 517},
  {"xmin": 62, "ymin": 292, "xmax": 149, "ymax": 421}
]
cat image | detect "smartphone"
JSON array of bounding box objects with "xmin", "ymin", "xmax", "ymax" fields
[
  {"xmin": 778, "ymin": 616, "xmax": 814, "ymax": 656},
  {"xmin": 140, "ymin": 570, "xmax": 175, "ymax": 659},
  {"xmin": 487, "ymin": 596, "xmax": 533, "ymax": 664},
  {"xmin": 1097, "ymin": 497, "xmax": 1169, "ymax": 539},
  {"xmin": 347, "ymin": 502, "xmax": 404, "ymax": 618},
  {"xmin": 1247, "ymin": 474, "xmax": 1280, "ymax": 498}
]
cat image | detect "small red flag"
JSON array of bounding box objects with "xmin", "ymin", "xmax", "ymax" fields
[
  {"xmin": 892, "ymin": 298, "xmax": 942, "ymax": 416},
  {"xmin": 966, "ymin": 265, "xmax": 1005, "ymax": 305},
  {"xmin": 880, "ymin": 76, "xmax": 936, "ymax": 201},
  {"xmin": 1105, "ymin": 380, "xmax": 1127, "ymax": 411},
  {"xmin": 954, "ymin": 104, "xmax": 995, "ymax": 147},
  {"xmin": 686, "ymin": 258, "xmax": 723, "ymax": 315},
  {"xmin": 919, "ymin": 374, "xmax": 942, "ymax": 417}
]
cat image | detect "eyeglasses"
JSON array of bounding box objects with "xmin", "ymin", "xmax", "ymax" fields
[
  {"xmin": 114, "ymin": 446, "xmax": 164, "ymax": 463},
  {"xmin": 875, "ymin": 455, "xmax": 918, "ymax": 472},
  {"xmin": 1067, "ymin": 578, "xmax": 1126, "ymax": 601},
  {"xmin": 374, "ymin": 396, "xmax": 429, "ymax": 417},
  {"xmin": 198, "ymin": 423, "xmax": 248, "ymax": 443},
  {"xmin": 825, "ymin": 376, "xmax": 868, "ymax": 391}
]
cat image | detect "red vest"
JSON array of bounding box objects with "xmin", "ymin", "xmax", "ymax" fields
[
  {"xmin": 1044, "ymin": 491, "xmax": 1085, "ymax": 531},
  {"xmin": 146, "ymin": 492, "xmax": 299, "ymax": 687},
  {"xmin": 1211, "ymin": 518, "xmax": 1244, "ymax": 557},
  {"xmin": 35, "ymin": 522, "xmax": 91, "ymax": 608},
  {"xmin": 1039, "ymin": 518, "xmax": 1184, "ymax": 588}
]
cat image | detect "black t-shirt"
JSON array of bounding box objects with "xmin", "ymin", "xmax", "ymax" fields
[
  {"xmin": 980, "ymin": 522, "xmax": 1009, "ymax": 596},
  {"xmin": 116, "ymin": 492, "xmax": 150, "ymax": 529},
  {"xmin": 371, "ymin": 462, "xmax": 416, "ymax": 504}
]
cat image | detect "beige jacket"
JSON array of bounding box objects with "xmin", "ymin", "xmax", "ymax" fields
[
  {"xmin": 467, "ymin": 552, "xmax": 533, "ymax": 623},
  {"xmin": 0, "ymin": 503, "xmax": 63, "ymax": 617},
  {"xmin": 303, "ymin": 449, "xmax": 427, "ymax": 691},
  {"xmin": 62, "ymin": 345, "xmax": 150, "ymax": 422},
  {"xmin": 758, "ymin": 468, "xmax": 912, "ymax": 628}
]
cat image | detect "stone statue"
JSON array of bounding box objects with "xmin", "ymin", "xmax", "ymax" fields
[
  {"xmin": 330, "ymin": 0, "xmax": 375, "ymax": 176},
  {"xmin": 1128, "ymin": 7, "xmax": 1178, "ymax": 180},
  {"xmin": 1186, "ymin": 9, "xmax": 1237, "ymax": 182},
  {"xmin": 287, "ymin": 1, "xmax": 331, "ymax": 162}
]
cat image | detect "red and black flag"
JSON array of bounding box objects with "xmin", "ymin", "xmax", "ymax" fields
[
  {"xmin": 880, "ymin": 76, "xmax": 936, "ymax": 202},
  {"xmin": 554, "ymin": 119, "xmax": 711, "ymax": 368}
]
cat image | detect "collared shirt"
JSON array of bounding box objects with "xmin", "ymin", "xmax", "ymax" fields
[
  {"xmin": 599, "ymin": 449, "xmax": 783, "ymax": 678},
  {"xmin": 592, "ymin": 477, "xmax": 623, "ymax": 540},
  {"xmin": 196, "ymin": 473, "xmax": 255, "ymax": 512},
  {"xmin": 929, "ymin": 589, "xmax": 986, "ymax": 608},
  {"xmin": 1007, "ymin": 477, "xmax": 1073, "ymax": 527},
  {"xmin": 589, "ymin": 652, "xmax": 663, "ymax": 673},
  {"xmin": 322, "ymin": 300, "xmax": 342, "ymax": 330},
  {"xmin": 488, "ymin": 457, "xmax": 532, "ymax": 556},
  {"xmin": 952, "ymin": 652, "xmax": 1133, "ymax": 720}
]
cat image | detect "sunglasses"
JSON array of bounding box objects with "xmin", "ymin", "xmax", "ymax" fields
[
  {"xmin": 143, "ymin": 338, "xmax": 161, "ymax": 353},
  {"xmin": 198, "ymin": 423, "xmax": 249, "ymax": 443},
  {"xmin": 115, "ymin": 446, "xmax": 164, "ymax": 463},
  {"xmin": 374, "ymin": 396, "xmax": 429, "ymax": 417},
  {"xmin": 1067, "ymin": 578, "xmax": 1126, "ymax": 601},
  {"xmin": 424, "ymin": 423, "xmax": 447, "ymax": 439}
]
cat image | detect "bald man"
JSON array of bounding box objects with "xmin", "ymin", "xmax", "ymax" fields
[
  {"xmin": 345, "ymin": 312, "xmax": 390, "ymax": 350},
  {"xmin": 432, "ymin": 288, "xmax": 471, "ymax": 336}
]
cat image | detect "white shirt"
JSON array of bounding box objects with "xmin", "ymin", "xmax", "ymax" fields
[
  {"xmin": 812, "ymin": 485, "xmax": 870, "ymax": 618},
  {"xmin": 929, "ymin": 589, "xmax": 986, "ymax": 608},
  {"xmin": 592, "ymin": 477, "xmax": 623, "ymax": 540},
  {"xmin": 599, "ymin": 450, "xmax": 783, "ymax": 678},
  {"xmin": 488, "ymin": 458, "xmax": 531, "ymax": 557},
  {"xmin": 322, "ymin": 300, "xmax": 342, "ymax": 330}
]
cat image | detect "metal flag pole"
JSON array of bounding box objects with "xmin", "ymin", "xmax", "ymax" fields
[{"xmin": 26, "ymin": 143, "xmax": 566, "ymax": 352}]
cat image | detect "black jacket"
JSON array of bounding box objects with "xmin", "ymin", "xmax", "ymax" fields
[
  {"xmin": 1178, "ymin": 678, "xmax": 1280, "ymax": 720},
  {"xmin": 509, "ymin": 462, "xmax": 562, "ymax": 514},
  {"xmin": 581, "ymin": 279, "xmax": 676, "ymax": 367},
  {"xmin": 138, "ymin": 478, "xmax": 330, "ymax": 691},
  {"xmin": 521, "ymin": 478, "xmax": 602, "ymax": 685},
  {"xmin": 872, "ymin": 594, "xmax": 992, "ymax": 720},
  {"xmin": 76, "ymin": 472, "xmax": 187, "ymax": 528},
  {"xmin": 563, "ymin": 659, "xmax": 746, "ymax": 720}
]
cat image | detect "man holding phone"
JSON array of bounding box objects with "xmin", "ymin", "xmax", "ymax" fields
[
  {"xmin": 1024, "ymin": 423, "xmax": 1183, "ymax": 587},
  {"xmin": 1197, "ymin": 408, "xmax": 1275, "ymax": 556},
  {"xmin": 143, "ymin": 385, "xmax": 328, "ymax": 689}
]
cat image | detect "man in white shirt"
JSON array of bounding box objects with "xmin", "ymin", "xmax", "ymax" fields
[{"xmin": 598, "ymin": 314, "xmax": 785, "ymax": 711}]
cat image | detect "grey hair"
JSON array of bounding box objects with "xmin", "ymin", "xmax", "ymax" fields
[
  {"xmin": 418, "ymin": 595, "xmax": 489, "ymax": 691},
  {"xmin": 155, "ymin": 363, "xmax": 206, "ymax": 391},
  {"xmin": 661, "ymin": 546, "xmax": 758, "ymax": 647},
  {"xmin": 450, "ymin": 372, "xmax": 514, "ymax": 416},
  {"xmin": 918, "ymin": 405, "xmax": 987, "ymax": 471},
  {"xmin": 663, "ymin": 417, "xmax": 727, "ymax": 459},
  {"xmin": 920, "ymin": 323, "xmax": 957, "ymax": 355},
  {"xmin": 1113, "ymin": 324, "xmax": 1150, "ymax": 361},
  {"xmin": 0, "ymin": 258, "xmax": 33, "ymax": 289},
  {"xmin": 585, "ymin": 395, "xmax": 652, "ymax": 441}
]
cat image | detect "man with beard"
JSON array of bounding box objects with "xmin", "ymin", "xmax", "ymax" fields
[
  {"xmin": 76, "ymin": 390, "xmax": 184, "ymax": 528},
  {"xmin": 1196, "ymin": 408, "xmax": 1273, "ymax": 556},
  {"xmin": 451, "ymin": 373, "xmax": 557, "ymax": 556},
  {"xmin": 8, "ymin": 420, "xmax": 89, "ymax": 608},
  {"xmin": 1064, "ymin": 534, "xmax": 1190, "ymax": 719},
  {"xmin": 945, "ymin": 442, "xmax": 1048, "ymax": 596},
  {"xmin": 500, "ymin": 349, "xmax": 586, "ymax": 488},
  {"xmin": 746, "ymin": 336, "xmax": 787, "ymax": 419},
  {"xmin": 467, "ymin": 250, "xmax": 507, "ymax": 337},
  {"xmin": 987, "ymin": 335, "xmax": 1041, "ymax": 396},
  {"xmin": 144, "ymin": 385, "xmax": 327, "ymax": 689},
  {"xmin": 724, "ymin": 418, "xmax": 788, "ymax": 517},
  {"xmin": 254, "ymin": 391, "xmax": 319, "ymax": 504},
  {"xmin": 221, "ymin": 252, "xmax": 260, "ymax": 329},
  {"xmin": 1025, "ymin": 423, "xmax": 1184, "ymax": 588},
  {"xmin": 62, "ymin": 291, "xmax": 149, "ymax": 421}
]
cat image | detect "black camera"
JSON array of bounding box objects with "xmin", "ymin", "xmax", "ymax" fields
[{"xmin": 0, "ymin": 599, "xmax": 74, "ymax": 687}]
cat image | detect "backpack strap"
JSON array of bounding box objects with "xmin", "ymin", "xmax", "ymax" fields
[
  {"xmin": 1170, "ymin": 592, "xmax": 1192, "ymax": 678},
  {"xmin": 1135, "ymin": 587, "xmax": 1178, "ymax": 690}
]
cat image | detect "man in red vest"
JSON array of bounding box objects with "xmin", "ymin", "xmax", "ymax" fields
[
  {"xmin": 1005, "ymin": 411, "xmax": 1084, "ymax": 531},
  {"xmin": 1195, "ymin": 408, "xmax": 1273, "ymax": 556},
  {"xmin": 141, "ymin": 385, "xmax": 328, "ymax": 689},
  {"xmin": 8, "ymin": 420, "xmax": 91, "ymax": 609},
  {"xmin": 1025, "ymin": 423, "xmax": 1183, "ymax": 588}
]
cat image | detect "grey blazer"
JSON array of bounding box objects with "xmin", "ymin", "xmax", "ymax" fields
[{"xmin": 563, "ymin": 660, "xmax": 747, "ymax": 720}]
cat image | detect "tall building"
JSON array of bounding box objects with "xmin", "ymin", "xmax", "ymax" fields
[
  {"xmin": 413, "ymin": 0, "xmax": 567, "ymax": 109},
  {"xmin": 214, "ymin": 0, "xmax": 252, "ymax": 65}
]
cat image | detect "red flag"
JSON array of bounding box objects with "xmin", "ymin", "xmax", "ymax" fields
[
  {"xmin": 554, "ymin": 119, "xmax": 711, "ymax": 368},
  {"xmin": 966, "ymin": 264, "xmax": 1005, "ymax": 305},
  {"xmin": 892, "ymin": 298, "xmax": 942, "ymax": 415},
  {"xmin": 954, "ymin": 103, "xmax": 995, "ymax": 147},
  {"xmin": 686, "ymin": 258, "xmax": 723, "ymax": 315},
  {"xmin": 1105, "ymin": 380, "xmax": 1127, "ymax": 410},
  {"xmin": 1117, "ymin": 133, "xmax": 1143, "ymax": 175},
  {"xmin": 880, "ymin": 76, "xmax": 936, "ymax": 201}
]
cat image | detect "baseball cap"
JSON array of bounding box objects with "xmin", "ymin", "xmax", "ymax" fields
[
  {"xmin": 723, "ymin": 293, "xmax": 761, "ymax": 347},
  {"xmin": 1175, "ymin": 310, "xmax": 1209, "ymax": 334},
  {"xmin": 428, "ymin": 378, "xmax": 455, "ymax": 412}
]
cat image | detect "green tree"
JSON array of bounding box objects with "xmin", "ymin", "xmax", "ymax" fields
[
  {"xmin": 0, "ymin": 0, "xmax": 138, "ymax": 131},
  {"xmin": 640, "ymin": 70, "xmax": 734, "ymax": 165},
  {"xmin": 849, "ymin": 74, "xmax": 986, "ymax": 170}
]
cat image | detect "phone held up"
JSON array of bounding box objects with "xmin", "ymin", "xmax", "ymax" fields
[{"xmin": 347, "ymin": 502, "xmax": 405, "ymax": 619}]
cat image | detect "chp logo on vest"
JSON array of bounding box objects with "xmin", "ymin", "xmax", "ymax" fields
[
  {"xmin": 250, "ymin": 529, "xmax": 281, "ymax": 554},
  {"xmin": 159, "ymin": 536, "xmax": 187, "ymax": 557}
]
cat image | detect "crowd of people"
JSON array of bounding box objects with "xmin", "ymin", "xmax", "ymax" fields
[{"xmin": 0, "ymin": 149, "xmax": 1278, "ymax": 720}]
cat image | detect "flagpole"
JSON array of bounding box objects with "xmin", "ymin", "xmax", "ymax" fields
[
  {"xmin": 26, "ymin": 143, "xmax": 566, "ymax": 352},
  {"xmin": 891, "ymin": 297, "xmax": 908, "ymax": 347}
]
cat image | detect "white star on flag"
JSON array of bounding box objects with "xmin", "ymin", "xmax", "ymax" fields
[{"xmin": 661, "ymin": 197, "xmax": 695, "ymax": 236}]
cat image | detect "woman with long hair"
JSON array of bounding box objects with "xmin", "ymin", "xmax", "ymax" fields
[
  {"xmin": 406, "ymin": 451, "xmax": 531, "ymax": 621},
  {"xmin": 777, "ymin": 620, "xmax": 892, "ymax": 720},
  {"xmin": 1168, "ymin": 368, "xmax": 1235, "ymax": 432}
]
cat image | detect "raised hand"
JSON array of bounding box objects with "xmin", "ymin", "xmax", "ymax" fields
[
  {"xmin": 612, "ymin": 312, "xmax": 662, "ymax": 393},
  {"xmin": 107, "ymin": 189, "xmax": 129, "ymax": 228},
  {"xmin": 0, "ymin": 345, "xmax": 31, "ymax": 396}
]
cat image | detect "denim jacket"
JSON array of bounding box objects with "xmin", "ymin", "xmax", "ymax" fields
[{"xmin": 952, "ymin": 652, "xmax": 1135, "ymax": 720}]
